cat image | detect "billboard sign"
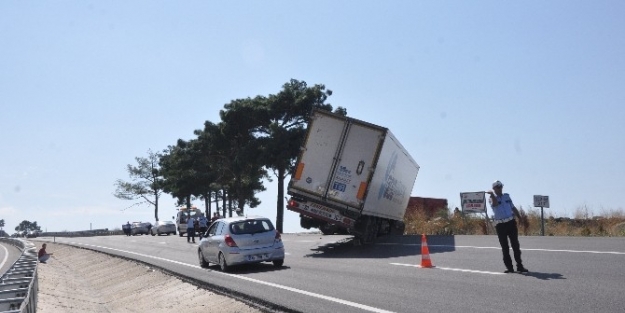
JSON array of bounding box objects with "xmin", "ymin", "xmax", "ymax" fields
[{"xmin": 460, "ymin": 192, "xmax": 486, "ymax": 213}]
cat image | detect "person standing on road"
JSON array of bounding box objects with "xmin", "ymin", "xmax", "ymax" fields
[
  {"xmin": 186, "ymin": 216, "xmax": 196, "ymax": 243},
  {"xmin": 198, "ymin": 215, "xmax": 208, "ymax": 238},
  {"xmin": 487, "ymin": 180, "xmax": 529, "ymax": 273},
  {"xmin": 38, "ymin": 243, "xmax": 54, "ymax": 263}
]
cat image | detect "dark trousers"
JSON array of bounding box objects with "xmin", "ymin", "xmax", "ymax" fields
[
  {"xmin": 187, "ymin": 227, "xmax": 195, "ymax": 242},
  {"xmin": 495, "ymin": 219, "xmax": 523, "ymax": 270}
]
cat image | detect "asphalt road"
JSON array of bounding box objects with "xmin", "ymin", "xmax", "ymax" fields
[
  {"xmin": 30, "ymin": 234, "xmax": 625, "ymax": 313},
  {"xmin": 0, "ymin": 240, "xmax": 22, "ymax": 275}
]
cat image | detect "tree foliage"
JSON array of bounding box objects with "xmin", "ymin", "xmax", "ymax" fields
[
  {"xmin": 255, "ymin": 79, "xmax": 334, "ymax": 232},
  {"xmin": 14, "ymin": 220, "xmax": 40, "ymax": 232},
  {"xmin": 117, "ymin": 79, "xmax": 344, "ymax": 232},
  {"xmin": 113, "ymin": 149, "xmax": 163, "ymax": 221}
]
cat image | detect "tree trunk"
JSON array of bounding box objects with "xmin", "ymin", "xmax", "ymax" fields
[
  {"xmin": 222, "ymin": 187, "xmax": 227, "ymax": 218},
  {"xmin": 204, "ymin": 194, "xmax": 209, "ymax": 217},
  {"xmin": 154, "ymin": 190, "xmax": 159, "ymax": 222},
  {"xmin": 276, "ymin": 166, "xmax": 285, "ymax": 233}
]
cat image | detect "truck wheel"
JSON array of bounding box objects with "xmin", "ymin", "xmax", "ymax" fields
[
  {"xmin": 390, "ymin": 221, "xmax": 405, "ymax": 236},
  {"xmin": 320, "ymin": 223, "xmax": 338, "ymax": 235}
]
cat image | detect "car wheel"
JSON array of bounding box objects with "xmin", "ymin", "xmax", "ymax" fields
[
  {"xmin": 273, "ymin": 259, "xmax": 284, "ymax": 267},
  {"xmin": 151, "ymin": 230, "xmax": 155, "ymax": 236},
  {"xmin": 218, "ymin": 253, "xmax": 229, "ymax": 272},
  {"xmin": 198, "ymin": 250, "xmax": 209, "ymax": 268}
]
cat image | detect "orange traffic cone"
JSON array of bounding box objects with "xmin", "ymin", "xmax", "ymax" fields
[{"xmin": 420, "ymin": 234, "xmax": 433, "ymax": 268}]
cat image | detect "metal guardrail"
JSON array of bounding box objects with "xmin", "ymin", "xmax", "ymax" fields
[{"xmin": 0, "ymin": 239, "xmax": 38, "ymax": 313}]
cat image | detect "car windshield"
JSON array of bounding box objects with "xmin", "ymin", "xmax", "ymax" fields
[{"xmin": 230, "ymin": 219, "xmax": 274, "ymax": 235}]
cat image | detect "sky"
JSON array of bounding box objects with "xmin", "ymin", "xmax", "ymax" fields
[{"xmin": 1, "ymin": 1, "xmax": 624, "ymax": 234}]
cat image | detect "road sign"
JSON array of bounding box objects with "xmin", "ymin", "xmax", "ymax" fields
[
  {"xmin": 460, "ymin": 192, "xmax": 486, "ymax": 213},
  {"xmin": 533, "ymin": 195, "xmax": 550, "ymax": 208}
]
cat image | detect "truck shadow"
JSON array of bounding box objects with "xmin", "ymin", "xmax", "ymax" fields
[{"xmin": 305, "ymin": 235, "xmax": 456, "ymax": 259}]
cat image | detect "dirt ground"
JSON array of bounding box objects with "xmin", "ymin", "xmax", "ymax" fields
[{"xmin": 36, "ymin": 242, "xmax": 263, "ymax": 313}]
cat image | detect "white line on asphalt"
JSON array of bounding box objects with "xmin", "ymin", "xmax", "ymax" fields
[
  {"xmin": 437, "ymin": 245, "xmax": 625, "ymax": 255},
  {"xmin": 378, "ymin": 243, "xmax": 625, "ymax": 255},
  {"xmin": 390, "ymin": 262, "xmax": 506, "ymax": 275},
  {"xmin": 0, "ymin": 244, "xmax": 8, "ymax": 269},
  {"xmin": 65, "ymin": 241, "xmax": 397, "ymax": 313}
]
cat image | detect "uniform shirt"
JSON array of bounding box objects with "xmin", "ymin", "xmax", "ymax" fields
[
  {"xmin": 490, "ymin": 193, "xmax": 515, "ymax": 220},
  {"xmin": 187, "ymin": 218, "xmax": 195, "ymax": 229},
  {"xmin": 198, "ymin": 217, "xmax": 208, "ymax": 228}
]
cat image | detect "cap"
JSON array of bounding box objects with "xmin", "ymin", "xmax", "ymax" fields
[{"xmin": 492, "ymin": 180, "xmax": 503, "ymax": 188}]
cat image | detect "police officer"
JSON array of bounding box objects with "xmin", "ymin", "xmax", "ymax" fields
[
  {"xmin": 487, "ymin": 180, "xmax": 529, "ymax": 273},
  {"xmin": 186, "ymin": 216, "xmax": 196, "ymax": 243}
]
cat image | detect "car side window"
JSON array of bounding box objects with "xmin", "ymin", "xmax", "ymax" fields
[
  {"xmin": 215, "ymin": 222, "xmax": 225, "ymax": 235},
  {"xmin": 207, "ymin": 222, "xmax": 219, "ymax": 237}
]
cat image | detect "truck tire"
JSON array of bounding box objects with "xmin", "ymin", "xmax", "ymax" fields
[
  {"xmin": 390, "ymin": 220, "xmax": 406, "ymax": 236},
  {"xmin": 320, "ymin": 223, "xmax": 338, "ymax": 235}
]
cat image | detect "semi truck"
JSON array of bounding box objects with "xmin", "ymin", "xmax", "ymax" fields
[{"xmin": 286, "ymin": 109, "xmax": 420, "ymax": 243}]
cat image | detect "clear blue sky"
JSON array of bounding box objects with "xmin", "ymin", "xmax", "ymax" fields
[{"xmin": 1, "ymin": 1, "xmax": 624, "ymax": 233}]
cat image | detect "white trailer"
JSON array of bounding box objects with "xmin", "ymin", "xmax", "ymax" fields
[{"xmin": 287, "ymin": 109, "xmax": 419, "ymax": 243}]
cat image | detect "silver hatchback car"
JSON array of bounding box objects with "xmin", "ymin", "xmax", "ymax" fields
[
  {"xmin": 197, "ymin": 215, "xmax": 285, "ymax": 272},
  {"xmin": 151, "ymin": 221, "xmax": 176, "ymax": 236}
]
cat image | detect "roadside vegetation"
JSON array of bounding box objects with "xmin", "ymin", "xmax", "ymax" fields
[{"xmin": 405, "ymin": 206, "xmax": 625, "ymax": 237}]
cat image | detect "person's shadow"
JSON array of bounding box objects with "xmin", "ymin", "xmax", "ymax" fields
[{"xmin": 520, "ymin": 271, "xmax": 566, "ymax": 280}]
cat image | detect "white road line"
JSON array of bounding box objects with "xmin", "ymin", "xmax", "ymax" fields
[
  {"xmin": 390, "ymin": 262, "xmax": 505, "ymax": 275},
  {"xmin": 439, "ymin": 245, "xmax": 625, "ymax": 255},
  {"xmin": 65, "ymin": 241, "xmax": 397, "ymax": 313},
  {"xmin": 0, "ymin": 244, "xmax": 8, "ymax": 269},
  {"xmin": 378, "ymin": 243, "xmax": 625, "ymax": 255}
]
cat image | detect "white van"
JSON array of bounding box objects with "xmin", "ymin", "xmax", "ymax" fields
[{"xmin": 174, "ymin": 206, "xmax": 203, "ymax": 236}]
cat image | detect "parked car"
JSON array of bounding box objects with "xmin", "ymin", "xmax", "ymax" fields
[
  {"xmin": 151, "ymin": 221, "xmax": 176, "ymax": 236},
  {"xmin": 130, "ymin": 222, "xmax": 149, "ymax": 235},
  {"xmin": 197, "ymin": 215, "xmax": 285, "ymax": 272}
]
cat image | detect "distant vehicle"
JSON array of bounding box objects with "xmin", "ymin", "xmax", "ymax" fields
[
  {"xmin": 151, "ymin": 221, "xmax": 176, "ymax": 236},
  {"xmin": 197, "ymin": 215, "xmax": 285, "ymax": 272},
  {"xmin": 26, "ymin": 230, "xmax": 41, "ymax": 238},
  {"xmin": 130, "ymin": 222, "xmax": 149, "ymax": 235},
  {"xmin": 174, "ymin": 206, "xmax": 203, "ymax": 237}
]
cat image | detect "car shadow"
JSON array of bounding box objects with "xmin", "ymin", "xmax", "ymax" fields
[
  {"xmin": 304, "ymin": 235, "xmax": 456, "ymax": 259},
  {"xmin": 208, "ymin": 263, "xmax": 290, "ymax": 274}
]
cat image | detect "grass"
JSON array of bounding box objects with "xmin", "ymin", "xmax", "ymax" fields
[{"xmin": 404, "ymin": 206, "xmax": 625, "ymax": 237}]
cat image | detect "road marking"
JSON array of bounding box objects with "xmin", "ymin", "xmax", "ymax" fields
[
  {"xmin": 390, "ymin": 262, "xmax": 505, "ymax": 275},
  {"xmin": 64, "ymin": 241, "xmax": 398, "ymax": 313},
  {"xmin": 441, "ymin": 245, "xmax": 625, "ymax": 255},
  {"xmin": 378, "ymin": 243, "xmax": 625, "ymax": 255},
  {"xmin": 0, "ymin": 244, "xmax": 8, "ymax": 269}
]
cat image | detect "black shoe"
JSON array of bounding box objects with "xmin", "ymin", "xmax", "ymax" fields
[
  {"xmin": 39, "ymin": 261, "xmax": 46, "ymax": 264},
  {"xmin": 517, "ymin": 266, "xmax": 529, "ymax": 273},
  {"xmin": 504, "ymin": 269, "xmax": 514, "ymax": 273}
]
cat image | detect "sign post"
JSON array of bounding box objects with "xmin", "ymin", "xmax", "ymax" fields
[
  {"xmin": 533, "ymin": 195, "xmax": 550, "ymax": 236},
  {"xmin": 460, "ymin": 192, "xmax": 489, "ymax": 234}
]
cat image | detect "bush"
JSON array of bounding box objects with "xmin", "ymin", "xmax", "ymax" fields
[{"xmin": 404, "ymin": 206, "xmax": 625, "ymax": 237}]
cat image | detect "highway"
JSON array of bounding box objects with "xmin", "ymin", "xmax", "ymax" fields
[
  {"xmin": 30, "ymin": 234, "xmax": 625, "ymax": 313},
  {"xmin": 0, "ymin": 241, "xmax": 22, "ymax": 275}
]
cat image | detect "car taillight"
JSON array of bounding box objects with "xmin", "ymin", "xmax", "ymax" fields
[
  {"xmin": 224, "ymin": 234, "xmax": 238, "ymax": 247},
  {"xmin": 275, "ymin": 230, "xmax": 282, "ymax": 242}
]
